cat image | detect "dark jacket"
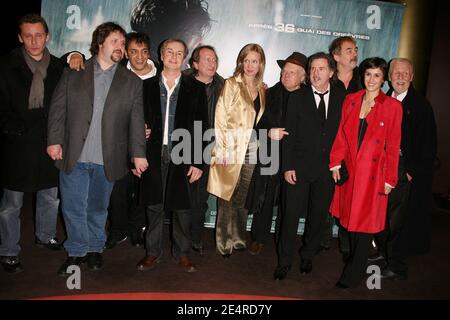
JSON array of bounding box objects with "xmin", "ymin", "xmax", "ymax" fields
[
  {"xmin": 0, "ymin": 47, "xmax": 64, "ymax": 192},
  {"xmin": 389, "ymin": 86, "xmax": 437, "ymax": 255},
  {"xmin": 139, "ymin": 74, "xmax": 208, "ymax": 210},
  {"xmin": 282, "ymin": 83, "xmax": 346, "ymax": 181},
  {"xmin": 183, "ymin": 68, "xmax": 224, "ymax": 129},
  {"xmin": 47, "ymin": 58, "xmax": 146, "ymax": 182},
  {"xmin": 246, "ymin": 82, "xmax": 294, "ymax": 210},
  {"xmin": 388, "ymin": 86, "xmax": 437, "ymax": 178},
  {"xmin": 336, "ymin": 66, "xmax": 363, "ymax": 95}
]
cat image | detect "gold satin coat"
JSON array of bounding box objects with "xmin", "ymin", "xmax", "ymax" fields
[{"xmin": 207, "ymin": 74, "xmax": 266, "ymax": 201}]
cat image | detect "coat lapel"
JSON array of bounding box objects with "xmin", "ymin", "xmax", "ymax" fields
[
  {"xmin": 235, "ymin": 74, "xmax": 257, "ymax": 122},
  {"xmin": 82, "ymin": 59, "xmax": 95, "ymax": 109},
  {"xmin": 104, "ymin": 63, "xmax": 127, "ymax": 114},
  {"xmin": 325, "ymin": 85, "xmax": 339, "ymax": 129},
  {"xmin": 304, "ymin": 86, "xmax": 321, "ymax": 125},
  {"xmin": 255, "ymin": 84, "xmax": 266, "ymax": 124},
  {"xmin": 360, "ymin": 92, "xmax": 387, "ymax": 154},
  {"xmin": 174, "ymin": 75, "xmax": 189, "ymax": 128},
  {"xmin": 344, "ymin": 91, "xmax": 363, "ymax": 162}
]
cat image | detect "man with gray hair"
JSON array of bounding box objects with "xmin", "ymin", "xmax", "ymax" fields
[
  {"xmin": 136, "ymin": 39, "xmax": 208, "ymax": 273},
  {"xmin": 375, "ymin": 58, "xmax": 437, "ymax": 280}
]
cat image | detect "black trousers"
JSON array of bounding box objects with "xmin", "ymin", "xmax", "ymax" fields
[
  {"xmin": 375, "ymin": 162, "xmax": 411, "ymax": 274},
  {"xmin": 250, "ymin": 174, "xmax": 280, "ymax": 244},
  {"xmin": 144, "ymin": 146, "xmax": 191, "ymax": 260},
  {"xmin": 190, "ymin": 166, "xmax": 210, "ymax": 245},
  {"xmin": 108, "ymin": 171, "xmax": 146, "ymax": 239},
  {"xmin": 321, "ymin": 216, "xmax": 350, "ymax": 253},
  {"xmin": 338, "ymin": 231, "xmax": 373, "ymax": 287},
  {"xmin": 277, "ymin": 171, "xmax": 334, "ymax": 267}
]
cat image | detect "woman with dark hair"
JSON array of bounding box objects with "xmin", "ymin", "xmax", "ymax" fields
[
  {"xmin": 329, "ymin": 57, "xmax": 403, "ymax": 288},
  {"xmin": 207, "ymin": 43, "xmax": 266, "ymax": 257}
]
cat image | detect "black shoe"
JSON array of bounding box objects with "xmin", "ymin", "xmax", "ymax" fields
[
  {"xmin": 300, "ymin": 259, "xmax": 312, "ymax": 275},
  {"xmin": 192, "ymin": 241, "xmax": 204, "ymax": 254},
  {"xmin": 35, "ymin": 237, "xmax": 63, "ymax": 251},
  {"xmin": 1, "ymin": 256, "xmax": 23, "ymax": 273},
  {"xmin": 368, "ymin": 253, "xmax": 385, "ymax": 262},
  {"xmin": 316, "ymin": 244, "xmax": 330, "ymax": 254},
  {"xmin": 273, "ymin": 265, "xmax": 291, "ymax": 280},
  {"xmin": 130, "ymin": 232, "xmax": 144, "ymax": 247},
  {"xmin": 86, "ymin": 252, "xmax": 103, "ymax": 271},
  {"xmin": 335, "ymin": 281, "xmax": 349, "ymax": 289},
  {"xmin": 380, "ymin": 268, "xmax": 407, "ymax": 280},
  {"xmin": 104, "ymin": 235, "xmax": 127, "ymax": 249},
  {"xmin": 57, "ymin": 256, "xmax": 86, "ymax": 276}
]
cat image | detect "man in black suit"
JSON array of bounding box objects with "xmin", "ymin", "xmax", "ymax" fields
[
  {"xmin": 376, "ymin": 58, "xmax": 437, "ymax": 279},
  {"xmin": 47, "ymin": 22, "xmax": 148, "ymax": 275},
  {"xmin": 274, "ymin": 52, "xmax": 346, "ymax": 280},
  {"xmin": 136, "ymin": 39, "xmax": 208, "ymax": 273}
]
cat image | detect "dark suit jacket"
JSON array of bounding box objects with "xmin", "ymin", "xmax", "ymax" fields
[
  {"xmin": 0, "ymin": 47, "xmax": 63, "ymax": 192},
  {"xmin": 47, "ymin": 58, "xmax": 146, "ymax": 182},
  {"xmin": 139, "ymin": 74, "xmax": 208, "ymax": 210},
  {"xmin": 387, "ymin": 86, "xmax": 437, "ymax": 178},
  {"xmin": 282, "ymin": 83, "xmax": 346, "ymax": 181}
]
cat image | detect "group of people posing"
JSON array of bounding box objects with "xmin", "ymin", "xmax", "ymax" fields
[{"xmin": 0, "ymin": 14, "xmax": 437, "ymax": 290}]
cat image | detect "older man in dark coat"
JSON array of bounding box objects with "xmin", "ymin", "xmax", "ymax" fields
[
  {"xmin": 0, "ymin": 14, "xmax": 64, "ymax": 274},
  {"xmin": 136, "ymin": 39, "xmax": 208, "ymax": 273},
  {"xmin": 375, "ymin": 58, "xmax": 437, "ymax": 280},
  {"xmin": 246, "ymin": 52, "xmax": 307, "ymax": 256}
]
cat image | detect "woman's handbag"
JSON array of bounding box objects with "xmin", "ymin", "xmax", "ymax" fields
[{"xmin": 336, "ymin": 160, "xmax": 349, "ymax": 186}]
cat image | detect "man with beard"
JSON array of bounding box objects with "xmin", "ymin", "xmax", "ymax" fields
[
  {"xmin": 47, "ymin": 22, "xmax": 148, "ymax": 276},
  {"xmin": 321, "ymin": 36, "xmax": 363, "ymax": 259}
]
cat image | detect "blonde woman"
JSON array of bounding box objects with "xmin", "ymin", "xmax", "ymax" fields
[{"xmin": 207, "ymin": 43, "xmax": 266, "ymax": 257}]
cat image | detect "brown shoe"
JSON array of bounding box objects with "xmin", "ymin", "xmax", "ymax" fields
[
  {"xmin": 248, "ymin": 241, "xmax": 264, "ymax": 255},
  {"xmin": 136, "ymin": 255, "xmax": 160, "ymax": 271},
  {"xmin": 179, "ymin": 255, "xmax": 197, "ymax": 273}
]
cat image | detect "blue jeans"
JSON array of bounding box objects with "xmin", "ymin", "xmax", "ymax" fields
[
  {"xmin": 0, "ymin": 187, "xmax": 59, "ymax": 256},
  {"xmin": 59, "ymin": 162, "xmax": 114, "ymax": 257}
]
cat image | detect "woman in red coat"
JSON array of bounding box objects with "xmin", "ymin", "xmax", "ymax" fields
[{"xmin": 329, "ymin": 57, "xmax": 402, "ymax": 288}]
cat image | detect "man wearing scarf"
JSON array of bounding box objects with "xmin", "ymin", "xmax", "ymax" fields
[{"xmin": 0, "ymin": 14, "xmax": 64, "ymax": 273}]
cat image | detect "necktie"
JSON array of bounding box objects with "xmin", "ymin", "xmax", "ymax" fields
[{"xmin": 314, "ymin": 90, "xmax": 328, "ymax": 125}]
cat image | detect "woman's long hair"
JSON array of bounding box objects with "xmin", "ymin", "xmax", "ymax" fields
[{"xmin": 233, "ymin": 43, "xmax": 266, "ymax": 86}]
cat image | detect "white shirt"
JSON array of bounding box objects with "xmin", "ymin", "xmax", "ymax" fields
[
  {"xmin": 127, "ymin": 59, "xmax": 157, "ymax": 80},
  {"xmin": 162, "ymin": 73, "xmax": 181, "ymax": 145},
  {"xmin": 312, "ymin": 84, "xmax": 331, "ymax": 118},
  {"xmin": 392, "ymin": 90, "xmax": 407, "ymax": 102}
]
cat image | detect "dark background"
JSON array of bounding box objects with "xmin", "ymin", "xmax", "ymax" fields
[{"xmin": 1, "ymin": 0, "xmax": 449, "ymax": 198}]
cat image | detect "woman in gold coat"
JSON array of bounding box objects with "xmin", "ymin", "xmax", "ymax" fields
[{"xmin": 207, "ymin": 43, "xmax": 266, "ymax": 257}]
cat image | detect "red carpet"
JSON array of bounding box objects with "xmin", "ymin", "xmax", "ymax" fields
[{"xmin": 33, "ymin": 292, "xmax": 300, "ymax": 300}]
